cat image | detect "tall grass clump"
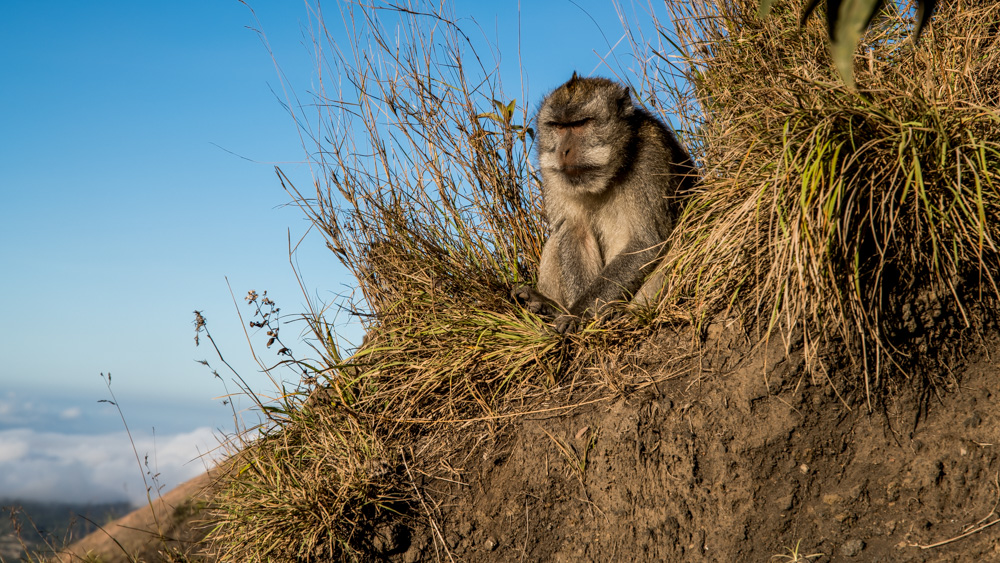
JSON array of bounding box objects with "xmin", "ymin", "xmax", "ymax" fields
[
  {"xmin": 279, "ymin": 2, "xmax": 571, "ymax": 422},
  {"xmin": 648, "ymin": 0, "xmax": 1000, "ymax": 401}
]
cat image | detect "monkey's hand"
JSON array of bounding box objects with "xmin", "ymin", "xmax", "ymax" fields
[
  {"xmin": 553, "ymin": 313, "xmax": 580, "ymax": 334},
  {"xmin": 511, "ymin": 285, "xmax": 561, "ymax": 317}
]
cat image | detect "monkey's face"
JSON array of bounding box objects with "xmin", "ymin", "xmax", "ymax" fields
[{"xmin": 536, "ymin": 76, "xmax": 633, "ymax": 195}]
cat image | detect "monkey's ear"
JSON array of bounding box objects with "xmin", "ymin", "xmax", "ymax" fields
[{"xmin": 618, "ymin": 85, "xmax": 634, "ymax": 113}]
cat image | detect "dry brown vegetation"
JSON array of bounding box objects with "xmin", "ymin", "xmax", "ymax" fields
[
  {"xmin": 203, "ymin": 0, "xmax": 1000, "ymax": 561},
  {"xmin": 655, "ymin": 0, "xmax": 1000, "ymax": 404}
]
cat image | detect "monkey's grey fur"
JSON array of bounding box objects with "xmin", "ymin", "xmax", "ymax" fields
[{"xmin": 512, "ymin": 74, "xmax": 696, "ymax": 333}]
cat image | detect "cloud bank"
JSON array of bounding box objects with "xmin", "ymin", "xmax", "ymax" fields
[{"xmin": 0, "ymin": 427, "xmax": 220, "ymax": 506}]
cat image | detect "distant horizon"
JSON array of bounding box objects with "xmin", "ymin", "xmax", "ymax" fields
[
  {"xmin": 0, "ymin": 496, "xmax": 133, "ymax": 509},
  {"xmin": 0, "ymin": 426, "xmax": 219, "ymax": 506}
]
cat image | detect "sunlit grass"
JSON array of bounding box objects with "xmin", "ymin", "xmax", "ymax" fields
[{"xmin": 653, "ymin": 0, "xmax": 1000, "ymax": 403}]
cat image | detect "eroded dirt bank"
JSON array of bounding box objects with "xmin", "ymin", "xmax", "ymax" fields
[{"xmin": 391, "ymin": 326, "xmax": 1000, "ymax": 562}]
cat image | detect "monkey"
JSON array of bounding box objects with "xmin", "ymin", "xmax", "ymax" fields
[{"xmin": 512, "ymin": 73, "xmax": 697, "ymax": 333}]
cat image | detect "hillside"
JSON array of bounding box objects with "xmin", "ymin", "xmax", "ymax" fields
[
  {"xmin": 52, "ymin": 470, "xmax": 215, "ymax": 563},
  {"xmin": 58, "ymin": 321, "xmax": 1000, "ymax": 562}
]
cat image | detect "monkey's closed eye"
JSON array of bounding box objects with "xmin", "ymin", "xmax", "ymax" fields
[{"xmin": 549, "ymin": 118, "xmax": 593, "ymax": 130}]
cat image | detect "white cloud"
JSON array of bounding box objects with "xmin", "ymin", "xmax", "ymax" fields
[
  {"xmin": 0, "ymin": 427, "xmax": 222, "ymax": 505},
  {"xmin": 0, "ymin": 439, "xmax": 29, "ymax": 464},
  {"xmin": 59, "ymin": 407, "xmax": 82, "ymax": 420}
]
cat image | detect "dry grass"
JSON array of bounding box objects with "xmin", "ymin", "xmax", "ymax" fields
[
  {"xmin": 211, "ymin": 408, "xmax": 400, "ymax": 562},
  {"xmin": 649, "ymin": 0, "xmax": 1000, "ymax": 401}
]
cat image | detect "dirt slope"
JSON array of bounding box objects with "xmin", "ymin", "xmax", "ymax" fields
[
  {"xmin": 389, "ymin": 326, "xmax": 1000, "ymax": 562},
  {"xmin": 56, "ymin": 470, "xmax": 215, "ymax": 563}
]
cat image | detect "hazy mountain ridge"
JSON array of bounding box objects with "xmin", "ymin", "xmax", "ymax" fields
[{"xmin": 1, "ymin": 498, "xmax": 132, "ymax": 561}]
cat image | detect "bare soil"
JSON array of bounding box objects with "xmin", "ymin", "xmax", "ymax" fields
[{"xmin": 389, "ymin": 323, "xmax": 1000, "ymax": 562}]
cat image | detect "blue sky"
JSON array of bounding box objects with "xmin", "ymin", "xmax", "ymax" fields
[{"xmin": 0, "ymin": 0, "xmax": 664, "ymax": 504}]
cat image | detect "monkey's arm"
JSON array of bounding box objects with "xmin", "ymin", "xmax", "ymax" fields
[{"xmin": 568, "ymin": 238, "xmax": 664, "ymax": 318}]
